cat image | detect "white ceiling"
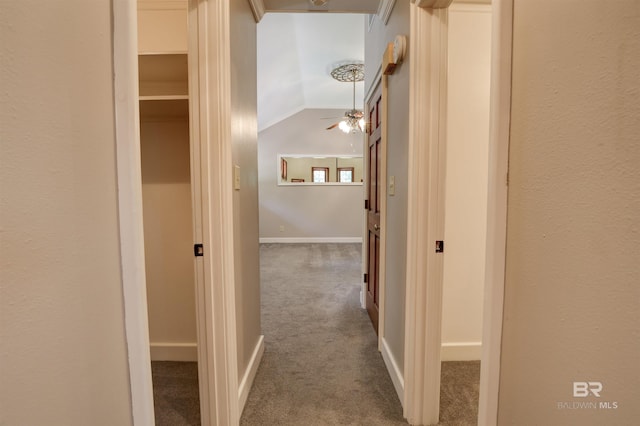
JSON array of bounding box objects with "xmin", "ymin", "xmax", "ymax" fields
[{"xmin": 257, "ymin": 11, "xmax": 371, "ymax": 131}]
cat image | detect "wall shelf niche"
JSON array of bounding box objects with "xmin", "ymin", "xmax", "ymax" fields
[
  {"xmin": 138, "ymin": 53, "xmax": 188, "ymax": 121},
  {"xmin": 138, "ymin": 53, "xmax": 188, "ymax": 98},
  {"xmin": 139, "ymin": 98, "xmax": 189, "ymax": 121}
]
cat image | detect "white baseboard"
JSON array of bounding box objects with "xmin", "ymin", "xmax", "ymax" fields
[
  {"xmin": 259, "ymin": 237, "xmax": 363, "ymax": 244},
  {"xmin": 381, "ymin": 337, "xmax": 404, "ymax": 405},
  {"xmin": 441, "ymin": 342, "xmax": 482, "ymax": 361},
  {"xmin": 149, "ymin": 342, "xmax": 198, "ymax": 361},
  {"xmin": 239, "ymin": 335, "xmax": 265, "ymax": 413}
]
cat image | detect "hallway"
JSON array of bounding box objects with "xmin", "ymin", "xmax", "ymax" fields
[
  {"xmin": 150, "ymin": 243, "xmax": 481, "ymax": 425},
  {"xmin": 241, "ymin": 243, "xmax": 406, "ymax": 425}
]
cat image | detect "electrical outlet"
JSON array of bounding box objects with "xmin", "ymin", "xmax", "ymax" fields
[{"xmin": 279, "ymin": 225, "xmax": 285, "ymax": 232}]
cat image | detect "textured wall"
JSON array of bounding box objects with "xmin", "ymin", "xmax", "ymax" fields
[
  {"xmin": 258, "ymin": 109, "xmax": 364, "ymax": 240},
  {"xmin": 499, "ymin": 1, "xmax": 640, "ymax": 423},
  {"xmin": 0, "ymin": 1, "xmax": 133, "ymax": 425}
]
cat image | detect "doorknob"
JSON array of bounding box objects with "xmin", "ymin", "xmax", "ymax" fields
[{"xmin": 374, "ymin": 224, "xmax": 380, "ymax": 231}]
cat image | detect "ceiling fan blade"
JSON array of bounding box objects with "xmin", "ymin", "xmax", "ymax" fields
[{"xmin": 326, "ymin": 122, "xmax": 340, "ymax": 130}]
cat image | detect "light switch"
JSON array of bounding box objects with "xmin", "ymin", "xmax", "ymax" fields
[
  {"xmin": 234, "ymin": 165, "xmax": 241, "ymax": 190},
  {"xmin": 389, "ymin": 175, "xmax": 395, "ymax": 196}
]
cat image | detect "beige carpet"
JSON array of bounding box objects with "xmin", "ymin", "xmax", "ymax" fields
[
  {"xmin": 152, "ymin": 361, "xmax": 200, "ymax": 425},
  {"xmin": 152, "ymin": 243, "xmax": 480, "ymax": 425},
  {"xmin": 241, "ymin": 243, "xmax": 406, "ymax": 425}
]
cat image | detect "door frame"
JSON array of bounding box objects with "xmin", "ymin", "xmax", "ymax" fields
[
  {"xmin": 186, "ymin": 0, "xmax": 241, "ymax": 424},
  {"xmin": 404, "ymin": 0, "xmax": 511, "ymax": 425},
  {"xmin": 403, "ymin": 3, "xmax": 449, "ymax": 424},
  {"xmin": 113, "ymin": 0, "xmax": 513, "ymax": 424},
  {"xmin": 363, "ymin": 71, "xmax": 387, "ymax": 342},
  {"xmin": 478, "ymin": 0, "xmax": 513, "ymax": 424},
  {"xmin": 112, "ymin": 1, "xmax": 155, "ymax": 424},
  {"xmin": 112, "ymin": 0, "xmax": 240, "ymax": 425}
]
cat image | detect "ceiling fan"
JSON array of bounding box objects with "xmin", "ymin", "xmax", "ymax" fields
[{"xmin": 326, "ymin": 63, "xmax": 365, "ymax": 134}]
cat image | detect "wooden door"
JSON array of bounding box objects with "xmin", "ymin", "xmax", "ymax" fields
[{"xmin": 366, "ymin": 85, "xmax": 382, "ymax": 333}]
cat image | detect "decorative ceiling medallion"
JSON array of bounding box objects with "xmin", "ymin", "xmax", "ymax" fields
[{"xmin": 330, "ymin": 63, "xmax": 365, "ymax": 83}]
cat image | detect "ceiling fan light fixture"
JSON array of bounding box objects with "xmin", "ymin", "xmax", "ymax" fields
[
  {"xmin": 309, "ymin": 0, "xmax": 328, "ymax": 6},
  {"xmin": 329, "ymin": 63, "xmax": 365, "ymax": 134},
  {"xmin": 338, "ymin": 110, "xmax": 365, "ymax": 134}
]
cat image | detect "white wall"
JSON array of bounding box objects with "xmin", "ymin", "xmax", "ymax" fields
[
  {"xmin": 499, "ymin": 1, "xmax": 640, "ymax": 423},
  {"xmin": 258, "ymin": 109, "xmax": 364, "ymax": 242},
  {"xmin": 441, "ymin": 3, "xmax": 492, "ymax": 361},
  {"xmin": 0, "ymin": 1, "xmax": 133, "ymax": 424},
  {"xmin": 140, "ymin": 119, "xmax": 197, "ymax": 360}
]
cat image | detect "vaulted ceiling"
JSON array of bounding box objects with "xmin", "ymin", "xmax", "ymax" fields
[{"xmin": 256, "ymin": 0, "xmax": 384, "ymax": 131}]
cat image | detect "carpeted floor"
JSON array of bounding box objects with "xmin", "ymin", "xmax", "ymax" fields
[
  {"xmin": 152, "ymin": 361, "xmax": 200, "ymax": 425},
  {"xmin": 152, "ymin": 243, "xmax": 480, "ymax": 425},
  {"xmin": 440, "ymin": 361, "xmax": 480, "ymax": 425},
  {"xmin": 241, "ymin": 243, "xmax": 406, "ymax": 425}
]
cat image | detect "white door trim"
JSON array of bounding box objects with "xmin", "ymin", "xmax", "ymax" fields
[
  {"xmin": 187, "ymin": 2, "xmax": 211, "ymax": 424},
  {"xmin": 113, "ymin": 0, "xmax": 240, "ymax": 424},
  {"xmin": 478, "ymin": 0, "xmax": 512, "ymax": 424},
  {"xmin": 378, "ymin": 73, "xmax": 388, "ymax": 353},
  {"xmin": 112, "ymin": 1, "xmax": 155, "ymax": 425},
  {"xmin": 404, "ymin": 2, "xmax": 450, "ymax": 424},
  {"xmin": 404, "ymin": 1, "xmax": 511, "ymax": 425},
  {"xmin": 189, "ymin": 0, "xmax": 240, "ymax": 424}
]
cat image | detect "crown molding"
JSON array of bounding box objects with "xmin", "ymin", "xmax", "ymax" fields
[
  {"xmin": 248, "ymin": 0, "xmax": 265, "ymax": 22},
  {"xmin": 377, "ymin": 0, "xmax": 396, "ymax": 25}
]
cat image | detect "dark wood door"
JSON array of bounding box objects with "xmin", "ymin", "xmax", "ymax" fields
[{"xmin": 366, "ymin": 84, "xmax": 382, "ymax": 333}]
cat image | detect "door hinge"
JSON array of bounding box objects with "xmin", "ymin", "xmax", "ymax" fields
[
  {"xmin": 435, "ymin": 240, "xmax": 444, "ymax": 253},
  {"xmin": 194, "ymin": 243, "xmax": 204, "ymax": 257},
  {"xmin": 364, "ymin": 199, "xmax": 369, "ymax": 210},
  {"xmin": 364, "ymin": 273, "xmax": 368, "ymax": 283}
]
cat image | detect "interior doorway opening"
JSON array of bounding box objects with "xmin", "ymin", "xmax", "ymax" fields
[
  {"xmin": 136, "ymin": 3, "xmax": 201, "ymax": 424},
  {"xmin": 439, "ymin": 2, "xmax": 493, "ymax": 424},
  {"xmin": 256, "ymin": 12, "xmax": 367, "ymax": 251},
  {"xmin": 114, "ymin": 1, "xmax": 506, "ymax": 424},
  {"xmin": 247, "ymin": 9, "xmax": 405, "ymax": 423}
]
